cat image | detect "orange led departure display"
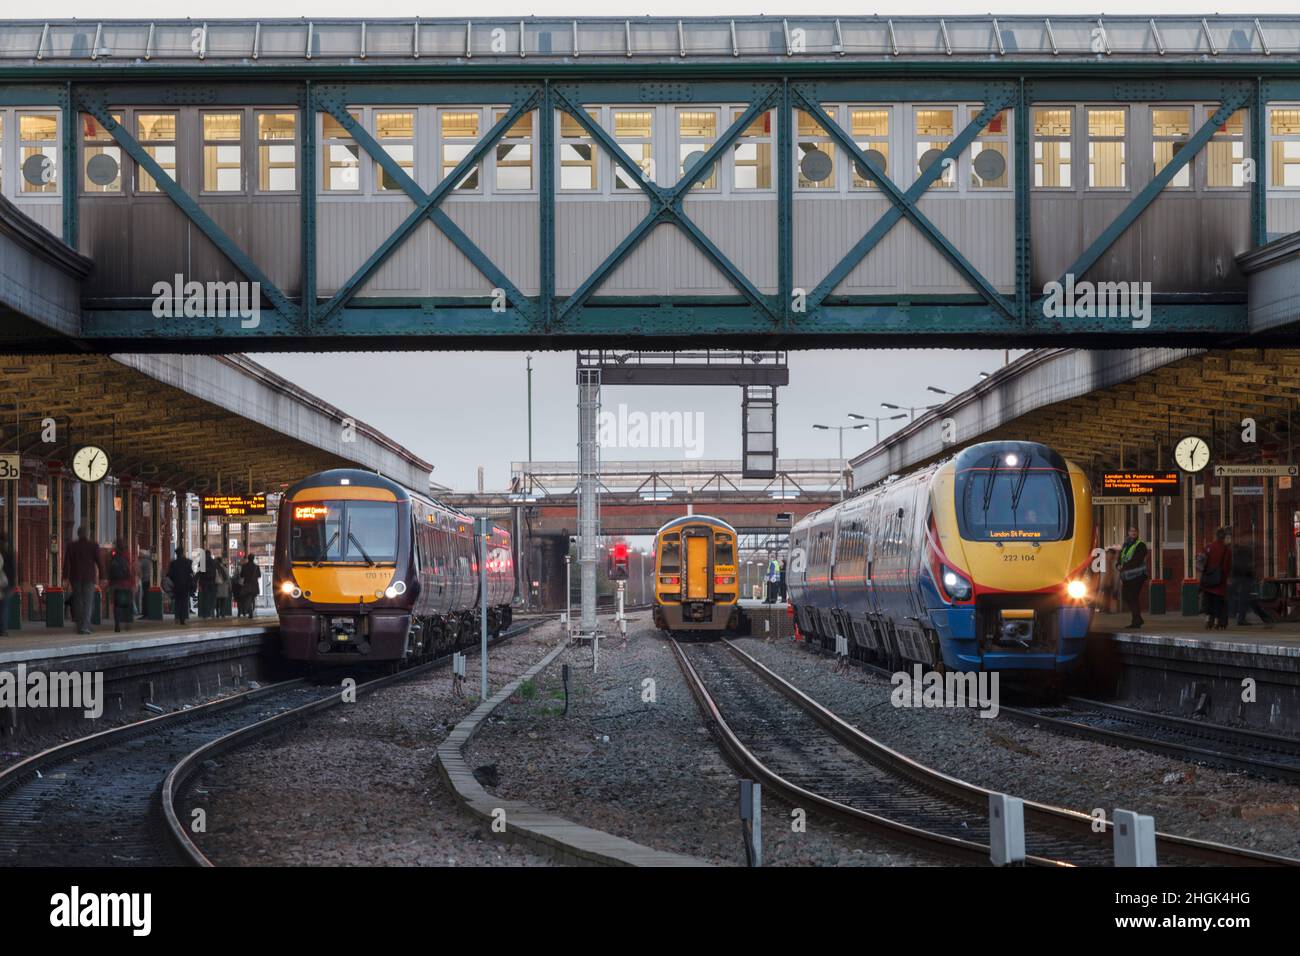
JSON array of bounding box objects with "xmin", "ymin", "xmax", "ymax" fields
[
  {"xmin": 1101, "ymin": 472, "xmax": 1180, "ymax": 497},
  {"xmin": 201, "ymin": 493, "xmax": 268, "ymax": 517},
  {"xmin": 293, "ymin": 505, "xmax": 330, "ymax": 520}
]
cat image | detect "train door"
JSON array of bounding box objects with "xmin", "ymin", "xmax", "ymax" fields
[{"xmin": 684, "ymin": 527, "xmax": 712, "ymax": 601}]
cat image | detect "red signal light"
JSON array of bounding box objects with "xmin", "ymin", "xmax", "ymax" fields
[{"xmin": 613, "ymin": 543, "xmax": 628, "ymax": 561}]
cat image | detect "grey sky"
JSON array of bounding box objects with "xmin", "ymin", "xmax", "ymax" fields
[{"xmin": 251, "ymin": 349, "xmax": 1014, "ymax": 489}]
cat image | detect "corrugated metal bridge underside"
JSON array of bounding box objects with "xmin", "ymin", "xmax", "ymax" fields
[{"xmin": 4, "ymin": 16, "xmax": 1300, "ymax": 350}]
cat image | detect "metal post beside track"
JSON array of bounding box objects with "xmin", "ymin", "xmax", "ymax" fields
[{"xmin": 479, "ymin": 516, "xmax": 489, "ymax": 701}]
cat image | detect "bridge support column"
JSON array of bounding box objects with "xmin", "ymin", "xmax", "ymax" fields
[{"xmin": 577, "ymin": 368, "xmax": 601, "ymax": 636}]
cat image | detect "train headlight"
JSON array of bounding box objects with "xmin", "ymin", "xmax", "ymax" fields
[
  {"xmin": 393, "ymin": 580, "xmax": 407, "ymax": 595},
  {"xmin": 384, "ymin": 585, "xmax": 398, "ymax": 599},
  {"xmin": 1067, "ymin": 579, "xmax": 1088, "ymax": 600},
  {"xmin": 280, "ymin": 581, "xmax": 296, "ymax": 596},
  {"xmin": 940, "ymin": 566, "xmax": 972, "ymax": 601}
]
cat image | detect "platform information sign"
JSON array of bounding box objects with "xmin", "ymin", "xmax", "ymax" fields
[
  {"xmin": 1101, "ymin": 472, "xmax": 1180, "ymax": 497},
  {"xmin": 201, "ymin": 493, "xmax": 268, "ymax": 517},
  {"xmin": 1212, "ymin": 464, "xmax": 1298, "ymax": 478}
]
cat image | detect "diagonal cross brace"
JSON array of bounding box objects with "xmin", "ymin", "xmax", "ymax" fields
[
  {"xmin": 1059, "ymin": 88, "xmax": 1253, "ymax": 286},
  {"xmin": 794, "ymin": 89, "xmax": 1017, "ymax": 318},
  {"xmin": 316, "ymin": 93, "xmax": 540, "ymax": 323},
  {"xmin": 553, "ymin": 87, "xmax": 780, "ymax": 323},
  {"xmin": 77, "ymin": 96, "xmax": 301, "ymax": 322}
]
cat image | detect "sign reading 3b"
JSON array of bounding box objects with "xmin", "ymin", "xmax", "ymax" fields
[{"xmin": 0, "ymin": 455, "xmax": 19, "ymax": 480}]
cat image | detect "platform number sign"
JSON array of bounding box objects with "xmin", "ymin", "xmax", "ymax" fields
[{"xmin": 0, "ymin": 455, "xmax": 18, "ymax": 480}]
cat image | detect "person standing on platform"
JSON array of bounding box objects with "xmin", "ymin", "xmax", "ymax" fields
[
  {"xmin": 1227, "ymin": 532, "xmax": 1274, "ymax": 626},
  {"xmin": 107, "ymin": 539, "xmax": 134, "ymax": 633},
  {"xmin": 167, "ymin": 547, "xmax": 195, "ymax": 625},
  {"xmin": 1118, "ymin": 526, "xmax": 1149, "ymax": 628},
  {"xmin": 214, "ymin": 557, "xmax": 231, "ymax": 619},
  {"xmin": 64, "ymin": 526, "xmax": 101, "ymax": 635},
  {"xmin": 0, "ymin": 532, "xmax": 15, "ymax": 637},
  {"xmin": 1199, "ymin": 527, "xmax": 1232, "ymax": 630},
  {"xmin": 239, "ymin": 554, "xmax": 260, "ymax": 619},
  {"xmin": 764, "ymin": 556, "xmax": 780, "ymax": 604},
  {"xmin": 777, "ymin": 557, "xmax": 787, "ymax": 603},
  {"xmin": 196, "ymin": 549, "xmax": 216, "ymax": 619},
  {"xmin": 135, "ymin": 549, "xmax": 151, "ymax": 618}
]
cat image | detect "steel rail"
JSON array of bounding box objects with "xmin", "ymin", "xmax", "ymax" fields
[{"xmin": 782, "ymin": 641, "xmax": 1299, "ymax": 867}]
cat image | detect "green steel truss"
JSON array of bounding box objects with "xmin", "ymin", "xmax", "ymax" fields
[{"xmin": 0, "ymin": 67, "xmax": 1280, "ymax": 349}]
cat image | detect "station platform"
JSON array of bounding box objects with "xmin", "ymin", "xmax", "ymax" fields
[
  {"xmin": 1084, "ymin": 613, "xmax": 1300, "ymax": 733},
  {"xmin": 0, "ymin": 615, "xmax": 280, "ymax": 742}
]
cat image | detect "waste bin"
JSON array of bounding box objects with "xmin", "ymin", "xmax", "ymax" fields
[
  {"xmin": 145, "ymin": 586, "xmax": 163, "ymax": 621},
  {"xmin": 45, "ymin": 587, "xmax": 65, "ymax": 627},
  {"xmin": 5, "ymin": 588, "xmax": 20, "ymax": 631},
  {"xmin": 1148, "ymin": 579, "xmax": 1166, "ymax": 616},
  {"xmin": 1180, "ymin": 581, "xmax": 1200, "ymax": 616}
]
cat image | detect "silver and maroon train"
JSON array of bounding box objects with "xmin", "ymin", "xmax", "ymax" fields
[{"xmin": 274, "ymin": 469, "xmax": 514, "ymax": 664}]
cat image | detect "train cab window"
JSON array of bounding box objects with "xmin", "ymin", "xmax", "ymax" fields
[
  {"xmin": 375, "ymin": 111, "xmax": 415, "ymax": 191},
  {"xmin": 136, "ymin": 113, "xmax": 177, "ymax": 193},
  {"xmin": 1152, "ymin": 108, "xmax": 1192, "ymax": 188},
  {"xmin": 1086, "ymin": 108, "xmax": 1126, "ymax": 189},
  {"xmin": 82, "ymin": 113, "xmax": 123, "ymax": 194},
  {"xmin": 660, "ymin": 534, "xmax": 681, "ymax": 572},
  {"xmin": 202, "ymin": 112, "xmax": 243, "ymax": 193},
  {"xmin": 714, "ymin": 533, "xmax": 735, "ymax": 566},
  {"xmin": 796, "ymin": 106, "xmax": 836, "ymax": 189},
  {"xmin": 495, "ymin": 109, "xmax": 535, "ymax": 191},
  {"xmin": 1269, "ymin": 107, "xmax": 1300, "ymax": 188},
  {"xmin": 257, "ymin": 112, "xmax": 297, "ymax": 192},
  {"xmin": 290, "ymin": 500, "xmax": 397, "ymax": 563},
  {"xmin": 1207, "ymin": 107, "xmax": 1247, "ymax": 188},
  {"xmin": 18, "ymin": 112, "xmax": 59, "ymax": 195},
  {"xmin": 955, "ymin": 460, "xmax": 1072, "ymax": 543},
  {"xmin": 559, "ymin": 109, "xmax": 598, "ymax": 191},
  {"xmin": 914, "ymin": 107, "xmax": 955, "ymax": 188},
  {"xmin": 1032, "ymin": 108, "xmax": 1072, "ymax": 188}
]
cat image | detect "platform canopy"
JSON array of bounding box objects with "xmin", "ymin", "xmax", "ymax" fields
[
  {"xmin": 0, "ymin": 353, "xmax": 437, "ymax": 494},
  {"xmin": 0, "ymin": 16, "xmax": 1292, "ymax": 63}
]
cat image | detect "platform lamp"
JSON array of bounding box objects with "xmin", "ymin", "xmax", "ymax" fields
[
  {"xmin": 850, "ymin": 411, "xmax": 907, "ymax": 446},
  {"xmin": 813, "ymin": 419, "xmax": 870, "ymax": 500},
  {"xmin": 881, "ymin": 400, "xmax": 941, "ymax": 422}
]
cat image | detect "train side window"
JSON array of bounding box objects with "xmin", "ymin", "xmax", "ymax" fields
[{"xmin": 660, "ymin": 534, "xmax": 681, "ymax": 572}]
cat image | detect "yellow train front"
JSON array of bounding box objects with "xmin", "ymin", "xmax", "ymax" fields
[
  {"xmin": 652, "ymin": 515, "xmax": 740, "ymax": 635},
  {"xmin": 274, "ymin": 468, "xmax": 514, "ymax": 664}
]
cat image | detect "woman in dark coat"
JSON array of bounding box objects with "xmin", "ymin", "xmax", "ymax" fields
[
  {"xmin": 166, "ymin": 548, "xmax": 196, "ymax": 625},
  {"xmin": 107, "ymin": 539, "xmax": 135, "ymax": 633},
  {"xmin": 238, "ymin": 555, "xmax": 261, "ymax": 618},
  {"xmin": 1199, "ymin": 527, "xmax": 1232, "ymax": 630}
]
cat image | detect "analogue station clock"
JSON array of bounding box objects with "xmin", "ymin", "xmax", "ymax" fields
[
  {"xmin": 72, "ymin": 445, "xmax": 110, "ymax": 483},
  {"xmin": 1173, "ymin": 435, "xmax": 1210, "ymax": 473}
]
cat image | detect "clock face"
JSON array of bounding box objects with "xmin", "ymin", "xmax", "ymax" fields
[
  {"xmin": 73, "ymin": 445, "xmax": 109, "ymax": 483},
  {"xmin": 1174, "ymin": 436, "xmax": 1210, "ymax": 473}
]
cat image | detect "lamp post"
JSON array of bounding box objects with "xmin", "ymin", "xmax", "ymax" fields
[
  {"xmin": 813, "ymin": 419, "xmax": 871, "ymax": 500},
  {"xmin": 852, "ymin": 411, "xmax": 907, "ymax": 445},
  {"xmin": 881, "ymin": 400, "xmax": 941, "ymax": 422}
]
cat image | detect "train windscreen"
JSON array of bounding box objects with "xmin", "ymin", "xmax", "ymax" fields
[
  {"xmin": 659, "ymin": 534, "xmax": 682, "ymax": 573},
  {"xmin": 955, "ymin": 461, "xmax": 1072, "ymax": 542},
  {"xmin": 714, "ymin": 533, "xmax": 735, "ymax": 565},
  {"xmin": 290, "ymin": 500, "xmax": 398, "ymax": 563}
]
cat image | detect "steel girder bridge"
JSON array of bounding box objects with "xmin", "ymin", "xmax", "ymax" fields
[{"xmin": 2, "ymin": 16, "xmax": 1299, "ymax": 351}]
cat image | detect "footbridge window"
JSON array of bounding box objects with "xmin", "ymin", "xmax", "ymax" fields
[
  {"xmin": 849, "ymin": 108, "xmax": 889, "ymax": 190},
  {"xmin": 81, "ymin": 113, "xmax": 122, "ymax": 194},
  {"xmin": 1087, "ymin": 108, "xmax": 1127, "ymax": 189},
  {"xmin": 1152, "ymin": 107, "xmax": 1193, "ymax": 188},
  {"xmin": 135, "ymin": 113, "xmax": 177, "ymax": 193},
  {"xmin": 1268, "ymin": 106, "xmax": 1300, "ymax": 188},
  {"xmin": 1033, "ymin": 108, "xmax": 1072, "ymax": 188}
]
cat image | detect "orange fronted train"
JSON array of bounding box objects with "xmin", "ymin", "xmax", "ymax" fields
[{"xmin": 274, "ymin": 469, "xmax": 513, "ymax": 664}]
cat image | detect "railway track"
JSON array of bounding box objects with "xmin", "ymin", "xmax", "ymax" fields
[
  {"xmin": 671, "ymin": 637, "xmax": 1298, "ymax": 867},
  {"xmin": 0, "ymin": 619, "xmax": 547, "ymax": 867},
  {"xmin": 999, "ymin": 697, "xmax": 1300, "ymax": 784}
]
